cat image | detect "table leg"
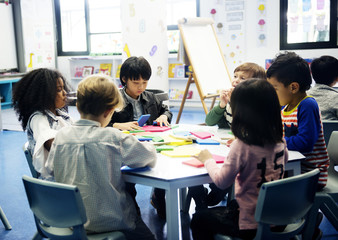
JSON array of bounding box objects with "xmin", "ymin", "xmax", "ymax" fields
[{"xmin": 166, "ymin": 188, "xmax": 181, "ymax": 240}]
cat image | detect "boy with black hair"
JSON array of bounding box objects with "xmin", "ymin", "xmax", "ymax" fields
[
  {"xmin": 267, "ymin": 51, "xmax": 329, "ymax": 190},
  {"xmin": 267, "ymin": 52, "xmax": 329, "ymax": 239},
  {"xmin": 108, "ymin": 56, "xmax": 172, "ymax": 219},
  {"xmin": 308, "ymin": 55, "xmax": 338, "ymax": 120}
]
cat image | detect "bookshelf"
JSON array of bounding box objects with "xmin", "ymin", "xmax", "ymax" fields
[
  {"xmin": 0, "ymin": 77, "xmax": 20, "ymax": 109},
  {"xmin": 68, "ymin": 56, "xmax": 123, "ymax": 90}
]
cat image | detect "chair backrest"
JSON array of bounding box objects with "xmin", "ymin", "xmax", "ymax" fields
[
  {"xmin": 22, "ymin": 175, "xmax": 88, "ymax": 239},
  {"xmin": 254, "ymin": 169, "xmax": 320, "ymax": 239},
  {"xmin": 322, "ymin": 120, "xmax": 338, "ymax": 146},
  {"xmin": 327, "ymin": 131, "xmax": 338, "ymax": 172},
  {"xmin": 147, "ymin": 89, "xmax": 169, "ymax": 102},
  {"xmin": 23, "ymin": 142, "xmax": 40, "ymax": 178}
]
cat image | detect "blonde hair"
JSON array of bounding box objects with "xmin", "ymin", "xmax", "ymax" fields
[
  {"xmin": 77, "ymin": 74, "xmax": 124, "ymax": 116},
  {"xmin": 234, "ymin": 62, "xmax": 267, "ymax": 79}
]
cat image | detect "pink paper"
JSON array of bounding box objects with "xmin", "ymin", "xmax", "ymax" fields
[
  {"xmin": 142, "ymin": 125, "xmax": 171, "ymax": 132},
  {"xmin": 190, "ymin": 131, "xmax": 214, "ymax": 139}
]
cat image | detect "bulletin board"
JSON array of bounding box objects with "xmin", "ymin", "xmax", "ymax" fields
[{"xmin": 178, "ymin": 17, "xmax": 232, "ymax": 96}]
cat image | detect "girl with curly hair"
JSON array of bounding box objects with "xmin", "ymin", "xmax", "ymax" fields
[{"xmin": 12, "ymin": 68, "xmax": 73, "ymax": 179}]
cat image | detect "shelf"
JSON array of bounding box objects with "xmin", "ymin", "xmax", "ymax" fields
[{"xmin": 169, "ymin": 78, "xmax": 188, "ymax": 81}]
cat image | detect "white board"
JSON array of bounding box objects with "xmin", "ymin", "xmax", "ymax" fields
[
  {"xmin": 0, "ymin": 3, "xmax": 18, "ymax": 71},
  {"xmin": 179, "ymin": 18, "xmax": 231, "ymax": 96}
]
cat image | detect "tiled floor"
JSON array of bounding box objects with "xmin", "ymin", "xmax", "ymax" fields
[{"xmin": 1, "ymin": 106, "xmax": 337, "ymax": 240}]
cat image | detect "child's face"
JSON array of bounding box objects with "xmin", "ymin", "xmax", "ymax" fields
[
  {"xmin": 267, "ymin": 76, "xmax": 293, "ymax": 106},
  {"xmin": 55, "ymin": 78, "xmax": 67, "ymax": 109},
  {"xmin": 124, "ymin": 77, "xmax": 148, "ymax": 99},
  {"xmin": 232, "ymin": 71, "xmax": 252, "ymax": 87}
]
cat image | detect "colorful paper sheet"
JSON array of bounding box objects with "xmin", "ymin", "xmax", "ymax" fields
[
  {"xmin": 161, "ymin": 146, "xmax": 201, "ymax": 158},
  {"xmin": 190, "ymin": 131, "xmax": 214, "ymax": 139},
  {"xmin": 142, "ymin": 125, "xmax": 171, "ymax": 132},
  {"xmin": 182, "ymin": 154, "xmax": 225, "ymax": 168}
]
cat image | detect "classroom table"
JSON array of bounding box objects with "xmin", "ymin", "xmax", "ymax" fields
[{"xmin": 122, "ymin": 124, "xmax": 304, "ymax": 240}]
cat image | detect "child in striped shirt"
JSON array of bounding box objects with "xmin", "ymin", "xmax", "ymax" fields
[{"xmin": 267, "ymin": 51, "xmax": 329, "ymax": 190}]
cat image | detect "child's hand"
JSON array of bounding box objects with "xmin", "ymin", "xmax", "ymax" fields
[
  {"xmin": 114, "ymin": 122, "xmax": 142, "ymax": 131},
  {"xmin": 226, "ymin": 137, "xmax": 235, "ymax": 147},
  {"xmin": 219, "ymin": 88, "xmax": 233, "ymax": 108},
  {"xmin": 194, "ymin": 149, "xmax": 213, "ymax": 164},
  {"xmin": 155, "ymin": 115, "xmax": 169, "ymax": 127}
]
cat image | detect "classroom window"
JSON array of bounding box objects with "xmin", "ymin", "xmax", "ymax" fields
[
  {"xmin": 55, "ymin": 0, "xmax": 199, "ymax": 56},
  {"xmin": 280, "ymin": 0, "xmax": 338, "ymax": 50}
]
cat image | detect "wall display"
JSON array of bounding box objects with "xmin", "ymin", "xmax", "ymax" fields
[{"xmin": 121, "ymin": 0, "xmax": 168, "ymax": 92}]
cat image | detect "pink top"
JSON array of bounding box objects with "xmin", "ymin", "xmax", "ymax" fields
[{"xmin": 204, "ymin": 139, "xmax": 288, "ymax": 230}]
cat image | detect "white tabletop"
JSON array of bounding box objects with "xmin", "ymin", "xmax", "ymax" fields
[{"xmin": 122, "ymin": 124, "xmax": 304, "ymax": 240}]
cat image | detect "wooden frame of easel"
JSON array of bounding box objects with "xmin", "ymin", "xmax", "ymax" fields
[
  {"xmin": 175, "ymin": 72, "xmax": 219, "ymax": 124},
  {"xmin": 175, "ymin": 18, "xmax": 231, "ymax": 124}
]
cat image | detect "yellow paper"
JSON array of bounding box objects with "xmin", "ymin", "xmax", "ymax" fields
[
  {"xmin": 162, "ymin": 135, "xmax": 192, "ymax": 146},
  {"xmin": 161, "ymin": 146, "xmax": 201, "ymax": 158}
]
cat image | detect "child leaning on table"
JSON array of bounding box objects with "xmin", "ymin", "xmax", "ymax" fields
[
  {"xmin": 12, "ymin": 68, "xmax": 73, "ymax": 180},
  {"xmin": 45, "ymin": 74, "xmax": 157, "ymax": 240},
  {"xmin": 193, "ymin": 62, "xmax": 267, "ymax": 209},
  {"xmin": 190, "ymin": 79, "xmax": 288, "ymax": 240},
  {"xmin": 266, "ymin": 52, "xmax": 329, "ymax": 190},
  {"xmin": 107, "ymin": 56, "xmax": 172, "ymax": 219}
]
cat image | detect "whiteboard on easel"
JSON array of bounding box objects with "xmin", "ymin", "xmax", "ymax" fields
[{"xmin": 178, "ymin": 18, "xmax": 232, "ymax": 97}]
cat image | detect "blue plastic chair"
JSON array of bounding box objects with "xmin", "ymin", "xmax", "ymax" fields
[
  {"xmin": 214, "ymin": 169, "xmax": 320, "ymax": 240},
  {"xmin": 22, "ymin": 175, "xmax": 126, "ymax": 240}
]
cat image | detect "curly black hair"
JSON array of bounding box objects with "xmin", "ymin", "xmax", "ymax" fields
[{"xmin": 12, "ymin": 68, "xmax": 70, "ymax": 130}]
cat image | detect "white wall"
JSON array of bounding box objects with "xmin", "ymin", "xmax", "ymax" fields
[
  {"xmin": 245, "ymin": 0, "xmax": 338, "ymax": 67},
  {"xmin": 56, "ymin": 0, "xmax": 338, "ymax": 82}
]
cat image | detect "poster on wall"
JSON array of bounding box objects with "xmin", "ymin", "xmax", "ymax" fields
[
  {"xmin": 20, "ymin": 0, "xmax": 56, "ymax": 71},
  {"xmin": 120, "ymin": 0, "xmax": 168, "ymax": 91},
  {"xmin": 223, "ymin": 0, "xmax": 246, "ymax": 73}
]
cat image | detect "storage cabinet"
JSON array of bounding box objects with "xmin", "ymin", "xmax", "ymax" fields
[
  {"xmin": 68, "ymin": 56, "xmax": 123, "ymax": 90},
  {"xmin": 0, "ymin": 77, "xmax": 20, "ymax": 109}
]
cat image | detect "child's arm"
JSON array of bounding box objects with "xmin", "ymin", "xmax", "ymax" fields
[
  {"xmin": 120, "ymin": 134, "xmax": 157, "ymax": 168},
  {"xmin": 112, "ymin": 122, "xmax": 142, "ymax": 131},
  {"xmin": 285, "ymin": 99, "xmax": 321, "ymax": 152},
  {"xmin": 195, "ymin": 148, "xmax": 238, "ymax": 190},
  {"xmin": 205, "ymin": 103, "xmax": 231, "ymax": 128}
]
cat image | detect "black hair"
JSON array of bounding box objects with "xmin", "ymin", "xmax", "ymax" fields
[
  {"xmin": 120, "ymin": 56, "xmax": 152, "ymax": 87},
  {"xmin": 310, "ymin": 55, "xmax": 338, "ymax": 86},
  {"xmin": 266, "ymin": 51, "xmax": 312, "ymax": 92},
  {"xmin": 230, "ymin": 79, "xmax": 283, "ymax": 146},
  {"xmin": 12, "ymin": 68, "xmax": 70, "ymax": 130}
]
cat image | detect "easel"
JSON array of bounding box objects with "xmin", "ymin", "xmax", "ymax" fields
[
  {"xmin": 175, "ymin": 17, "xmax": 231, "ymax": 124},
  {"xmin": 175, "ymin": 72, "xmax": 219, "ymax": 124}
]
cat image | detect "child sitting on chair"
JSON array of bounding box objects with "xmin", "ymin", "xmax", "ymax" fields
[
  {"xmin": 46, "ymin": 74, "xmax": 157, "ymax": 240},
  {"xmin": 12, "ymin": 68, "xmax": 73, "ymax": 180},
  {"xmin": 190, "ymin": 79, "xmax": 288, "ymax": 239},
  {"xmin": 108, "ymin": 56, "xmax": 172, "ymax": 219},
  {"xmin": 307, "ymin": 55, "xmax": 338, "ymax": 120},
  {"xmin": 192, "ymin": 63, "xmax": 267, "ymax": 209}
]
